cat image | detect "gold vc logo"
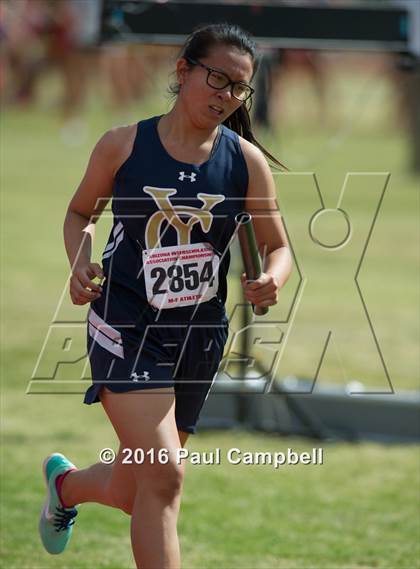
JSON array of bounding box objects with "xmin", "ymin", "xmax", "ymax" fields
[{"xmin": 143, "ymin": 187, "xmax": 225, "ymax": 248}]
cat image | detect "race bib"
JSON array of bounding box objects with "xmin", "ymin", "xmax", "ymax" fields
[{"xmin": 142, "ymin": 242, "xmax": 219, "ymax": 309}]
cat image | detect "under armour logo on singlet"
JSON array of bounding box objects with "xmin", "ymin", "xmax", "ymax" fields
[
  {"xmin": 178, "ymin": 171, "xmax": 197, "ymax": 182},
  {"xmin": 131, "ymin": 371, "xmax": 150, "ymax": 382}
]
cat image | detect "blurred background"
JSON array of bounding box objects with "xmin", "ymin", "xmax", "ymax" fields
[{"xmin": 1, "ymin": 1, "xmax": 419, "ymax": 568}]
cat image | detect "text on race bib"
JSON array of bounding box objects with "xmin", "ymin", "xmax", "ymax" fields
[{"xmin": 142, "ymin": 242, "xmax": 219, "ymax": 309}]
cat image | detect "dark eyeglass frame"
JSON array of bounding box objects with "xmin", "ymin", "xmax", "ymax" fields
[{"xmin": 186, "ymin": 57, "xmax": 254, "ymax": 102}]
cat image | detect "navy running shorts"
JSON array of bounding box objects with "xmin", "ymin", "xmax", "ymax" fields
[{"xmin": 83, "ymin": 305, "xmax": 229, "ymax": 434}]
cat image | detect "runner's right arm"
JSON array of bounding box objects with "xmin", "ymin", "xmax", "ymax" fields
[{"xmin": 64, "ymin": 125, "xmax": 136, "ymax": 305}]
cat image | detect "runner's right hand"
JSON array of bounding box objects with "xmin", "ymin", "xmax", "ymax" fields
[{"xmin": 70, "ymin": 262, "xmax": 103, "ymax": 305}]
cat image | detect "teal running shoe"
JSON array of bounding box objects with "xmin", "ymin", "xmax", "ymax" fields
[{"xmin": 39, "ymin": 453, "xmax": 78, "ymax": 554}]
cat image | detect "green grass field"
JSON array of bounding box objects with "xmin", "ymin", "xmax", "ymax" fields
[{"xmin": 1, "ymin": 65, "xmax": 419, "ymax": 568}]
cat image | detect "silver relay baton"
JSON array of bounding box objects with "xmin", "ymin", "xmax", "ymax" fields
[{"xmin": 235, "ymin": 212, "xmax": 269, "ymax": 316}]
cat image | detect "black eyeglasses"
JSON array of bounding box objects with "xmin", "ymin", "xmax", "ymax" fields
[{"xmin": 186, "ymin": 57, "xmax": 254, "ymax": 102}]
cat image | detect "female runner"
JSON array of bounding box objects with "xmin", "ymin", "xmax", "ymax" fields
[{"xmin": 39, "ymin": 23, "xmax": 292, "ymax": 569}]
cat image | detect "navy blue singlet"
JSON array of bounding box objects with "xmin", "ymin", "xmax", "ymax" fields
[
  {"xmin": 93, "ymin": 115, "xmax": 249, "ymax": 326},
  {"xmin": 84, "ymin": 116, "xmax": 249, "ymax": 415}
]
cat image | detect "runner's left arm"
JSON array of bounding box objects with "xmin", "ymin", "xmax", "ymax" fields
[{"xmin": 239, "ymin": 139, "xmax": 292, "ymax": 308}]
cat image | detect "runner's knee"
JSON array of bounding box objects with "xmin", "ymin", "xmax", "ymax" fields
[{"xmin": 133, "ymin": 459, "xmax": 185, "ymax": 502}]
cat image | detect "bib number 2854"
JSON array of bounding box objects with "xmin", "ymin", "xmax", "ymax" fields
[
  {"xmin": 143, "ymin": 243, "xmax": 219, "ymax": 309},
  {"xmin": 151, "ymin": 261, "xmax": 214, "ymax": 294}
]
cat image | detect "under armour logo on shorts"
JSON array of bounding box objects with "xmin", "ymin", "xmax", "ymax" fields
[
  {"xmin": 131, "ymin": 371, "xmax": 151, "ymax": 382},
  {"xmin": 178, "ymin": 171, "xmax": 197, "ymax": 182}
]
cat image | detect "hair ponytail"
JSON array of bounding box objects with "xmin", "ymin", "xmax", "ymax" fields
[{"xmin": 223, "ymin": 101, "xmax": 288, "ymax": 171}]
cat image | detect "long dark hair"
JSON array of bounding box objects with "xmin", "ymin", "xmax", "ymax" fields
[{"xmin": 169, "ymin": 23, "xmax": 287, "ymax": 170}]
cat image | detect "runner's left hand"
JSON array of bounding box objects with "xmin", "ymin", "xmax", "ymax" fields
[{"xmin": 240, "ymin": 272, "xmax": 279, "ymax": 308}]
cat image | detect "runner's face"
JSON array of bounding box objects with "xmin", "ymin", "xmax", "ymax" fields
[{"xmin": 177, "ymin": 45, "xmax": 254, "ymax": 127}]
